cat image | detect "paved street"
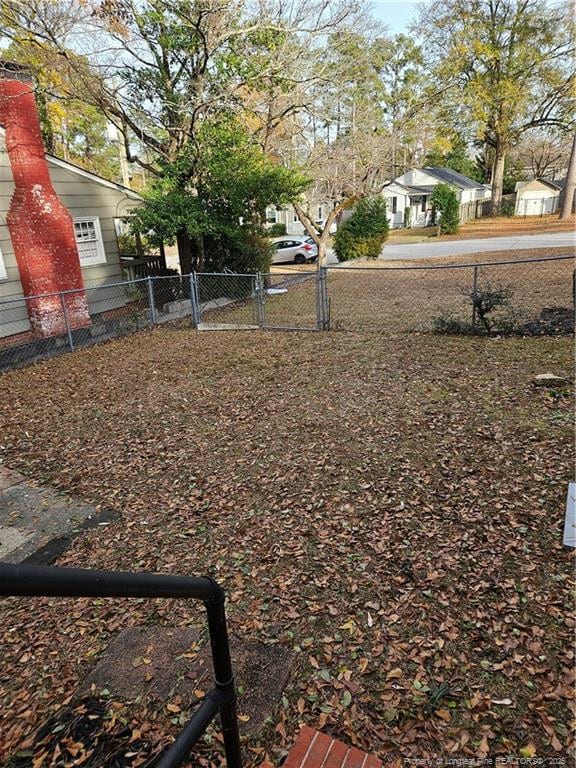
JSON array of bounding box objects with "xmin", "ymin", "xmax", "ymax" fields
[{"xmin": 378, "ymin": 232, "xmax": 575, "ymax": 261}]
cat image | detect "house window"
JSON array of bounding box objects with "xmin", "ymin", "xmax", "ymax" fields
[
  {"xmin": 266, "ymin": 207, "xmax": 277, "ymax": 224},
  {"xmin": 73, "ymin": 218, "xmax": 106, "ymax": 265},
  {"xmin": 421, "ymin": 196, "xmax": 427, "ymax": 212},
  {"xmin": 392, "ymin": 196, "xmax": 398, "ymax": 214},
  {"xmin": 0, "ymin": 243, "xmax": 6, "ymax": 280},
  {"xmin": 293, "ymin": 211, "xmax": 299, "ymax": 222}
]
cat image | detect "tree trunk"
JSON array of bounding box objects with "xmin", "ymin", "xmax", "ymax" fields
[
  {"xmin": 294, "ymin": 202, "xmax": 342, "ymax": 267},
  {"xmin": 196, "ymin": 235, "xmax": 205, "ymax": 272},
  {"xmin": 177, "ymin": 230, "xmax": 193, "ymax": 274},
  {"xmin": 559, "ymin": 132, "xmax": 576, "ymax": 219},
  {"xmin": 490, "ymin": 143, "xmax": 506, "ymax": 215},
  {"xmin": 317, "ymin": 237, "xmax": 328, "ymax": 267}
]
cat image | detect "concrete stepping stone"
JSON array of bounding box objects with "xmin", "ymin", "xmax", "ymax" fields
[{"xmin": 0, "ymin": 465, "xmax": 117, "ymax": 563}]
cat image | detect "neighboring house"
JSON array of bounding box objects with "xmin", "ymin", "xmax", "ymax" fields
[
  {"xmin": 382, "ymin": 167, "xmax": 492, "ymax": 228},
  {"xmin": 266, "ymin": 202, "xmax": 337, "ymax": 236},
  {"xmin": 0, "ymin": 61, "xmax": 142, "ymax": 340},
  {"xmin": 514, "ymin": 178, "xmax": 565, "ymax": 216}
]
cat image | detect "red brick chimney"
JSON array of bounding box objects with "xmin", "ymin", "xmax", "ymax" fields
[{"xmin": 0, "ymin": 61, "xmax": 90, "ymax": 336}]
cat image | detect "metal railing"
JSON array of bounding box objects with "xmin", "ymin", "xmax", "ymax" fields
[{"xmin": 0, "ymin": 563, "xmax": 242, "ymax": 768}]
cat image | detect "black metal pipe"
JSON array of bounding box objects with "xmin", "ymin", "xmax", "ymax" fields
[
  {"xmin": 205, "ymin": 592, "xmax": 243, "ymax": 768},
  {"xmin": 155, "ymin": 690, "xmax": 223, "ymax": 768},
  {"xmin": 0, "ymin": 563, "xmax": 216, "ymax": 601},
  {"xmin": 0, "ymin": 563, "xmax": 243, "ymax": 768}
]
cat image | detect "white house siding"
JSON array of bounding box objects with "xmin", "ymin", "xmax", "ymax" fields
[
  {"xmin": 381, "ymin": 185, "xmax": 410, "ymax": 229},
  {"xmin": 393, "ymin": 169, "xmax": 491, "ymax": 227},
  {"xmin": 409, "ymin": 201, "xmax": 429, "ymax": 228},
  {"xmin": 395, "ymin": 169, "xmax": 440, "ymax": 191},
  {"xmin": 0, "ymin": 129, "xmax": 141, "ymax": 337},
  {"xmin": 266, "ymin": 203, "xmax": 335, "ymax": 236}
]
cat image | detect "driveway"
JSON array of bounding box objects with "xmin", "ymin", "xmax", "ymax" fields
[{"xmin": 378, "ymin": 232, "xmax": 575, "ymax": 261}]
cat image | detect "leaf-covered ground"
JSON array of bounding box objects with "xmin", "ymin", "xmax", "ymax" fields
[{"xmin": 0, "ymin": 327, "xmax": 573, "ymax": 765}]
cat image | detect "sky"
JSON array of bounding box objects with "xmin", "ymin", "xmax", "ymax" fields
[{"xmin": 370, "ymin": 0, "xmax": 429, "ymax": 34}]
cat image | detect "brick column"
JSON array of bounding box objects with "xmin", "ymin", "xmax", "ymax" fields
[{"xmin": 0, "ymin": 77, "xmax": 90, "ymax": 335}]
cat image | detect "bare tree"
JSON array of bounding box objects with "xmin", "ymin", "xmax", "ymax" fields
[
  {"xmin": 511, "ymin": 129, "xmax": 574, "ymax": 179},
  {"xmin": 291, "ymin": 128, "xmax": 391, "ymax": 265},
  {"xmin": 0, "ymin": 0, "xmax": 357, "ymax": 270}
]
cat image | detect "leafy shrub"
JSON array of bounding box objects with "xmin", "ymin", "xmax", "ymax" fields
[
  {"xmin": 267, "ymin": 222, "xmax": 287, "ymax": 236},
  {"xmin": 432, "ymin": 314, "xmax": 481, "ymax": 335},
  {"xmin": 431, "ymin": 183, "xmax": 460, "ymax": 234},
  {"xmin": 433, "ymin": 281, "xmax": 523, "ymax": 336},
  {"xmin": 204, "ymin": 230, "xmax": 272, "ymax": 275},
  {"xmin": 499, "ymin": 199, "xmax": 515, "ymax": 217},
  {"xmin": 116, "ymin": 232, "xmax": 155, "ymax": 256},
  {"xmin": 334, "ymin": 197, "xmax": 389, "ymax": 262}
]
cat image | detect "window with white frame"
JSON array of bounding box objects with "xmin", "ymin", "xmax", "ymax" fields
[
  {"xmin": 73, "ymin": 217, "xmax": 106, "ymax": 265},
  {"xmin": 0, "ymin": 243, "xmax": 6, "ymax": 280}
]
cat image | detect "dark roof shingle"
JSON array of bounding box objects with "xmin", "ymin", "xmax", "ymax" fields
[{"xmin": 423, "ymin": 167, "xmax": 482, "ymax": 190}]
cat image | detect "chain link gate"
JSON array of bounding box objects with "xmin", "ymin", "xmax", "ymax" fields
[{"xmin": 191, "ymin": 271, "xmax": 325, "ymax": 331}]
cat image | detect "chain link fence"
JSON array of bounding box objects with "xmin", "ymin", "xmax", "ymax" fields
[
  {"xmin": 0, "ymin": 270, "xmax": 320, "ymax": 372},
  {"xmin": 325, "ymin": 255, "xmax": 574, "ymax": 335},
  {"xmin": 0, "ymin": 256, "xmax": 572, "ymax": 372},
  {"xmin": 190, "ymin": 271, "xmax": 319, "ymax": 331},
  {"xmin": 0, "ymin": 279, "xmax": 154, "ymax": 372}
]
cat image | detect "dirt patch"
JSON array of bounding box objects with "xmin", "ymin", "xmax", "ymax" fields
[
  {"xmin": 521, "ymin": 307, "xmax": 575, "ymax": 337},
  {"xmin": 80, "ymin": 626, "xmax": 294, "ymax": 735},
  {"xmin": 0, "ymin": 475, "xmax": 119, "ymax": 564}
]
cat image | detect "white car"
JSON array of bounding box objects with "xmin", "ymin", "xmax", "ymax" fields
[{"xmin": 271, "ymin": 236, "xmax": 318, "ymax": 264}]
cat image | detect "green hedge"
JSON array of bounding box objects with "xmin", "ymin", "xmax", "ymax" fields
[{"xmin": 334, "ymin": 197, "xmax": 389, "ymax": 262}]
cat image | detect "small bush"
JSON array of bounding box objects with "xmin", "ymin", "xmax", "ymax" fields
[
  {"xmin": 431, "ymin": 183, "xmax": 460, "ymax": 234},
  {"xmin": 267, "ymin": 222, "xmax": 287, "ymax": 236},
  {"xmin": 334, "ymin": 197, "xmax": 389, "ymax": 262},
  {"xmin": 204, "ymin": 230, "xmax": 272, "ymax": 274},
  {"xmin": 116, "ymin": 232, "xmax": 155, "ymax": 256},
  {"xmin": 433, "ymin": 281, "xmax": 523, "ymax": 336},
  {"xmin": 499, "ymin": 199, "xmax": 515, "ymax": 217},
  {"xmin": 432, "ymin": 315, "xmax": 483, "ymax": 335}
]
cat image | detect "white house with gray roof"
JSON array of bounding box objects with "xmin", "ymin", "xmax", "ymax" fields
[{"xmin": 382, "ymin": 167, "xmax": 492, "ymax": 228}]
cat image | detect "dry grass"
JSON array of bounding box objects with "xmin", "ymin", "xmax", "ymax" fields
[{"xmin": 0, "ymin": 326, "xmax": 573, "ymax": 764}]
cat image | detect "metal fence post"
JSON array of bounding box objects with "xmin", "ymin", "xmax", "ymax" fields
[
  {"xmin": 190, "ymin": 272, "xmax": 200, "ymax": 328},
  {"xmin": 146, "ymin": 276, "xmax": 157, "ymax": 324},
  {"xmin": 315, "ymin": 268, "xmax": 322, "ymax": 330},
  {"xmin": 60, "ymin": 292, "xmax": 75, "ymax": 351},
  {"xmin": 255, "ymin": 272, "xmax": 265, "ymax": 329},
  {"xmin": 471, "ymin": 265, "xmax": 479, "ymax": 328},
  {"xmin": 319, "ymin": 266, "xmax": 330, "ymax": 330}
]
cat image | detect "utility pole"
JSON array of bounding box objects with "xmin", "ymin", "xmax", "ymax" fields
[{"xmin": 107, "ymin": 121, "xmax": 131, "ymax": 188}]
